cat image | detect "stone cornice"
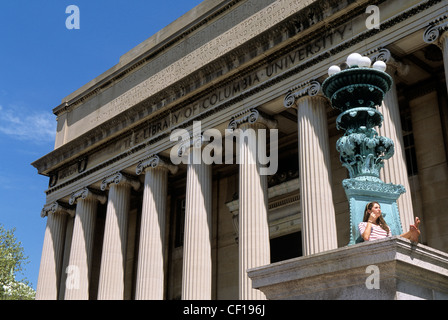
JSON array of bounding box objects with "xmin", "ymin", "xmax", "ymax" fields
[{"xmin": 35, "ymin": 0, "xmax": 444, "ymax": 198}]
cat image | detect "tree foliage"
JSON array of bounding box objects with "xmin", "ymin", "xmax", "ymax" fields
[{"xmin": 0, "ymin": 224, "xmax": 35, "ymax": 300}]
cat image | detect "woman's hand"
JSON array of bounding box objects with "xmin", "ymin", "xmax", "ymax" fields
[{"xmin": 368, "ymin": 212, "xmax": 377, "ymax": 223}]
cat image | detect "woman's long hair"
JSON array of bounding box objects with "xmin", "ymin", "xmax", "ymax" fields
[{"xmin": 362, "ymin": 201, "xmax": 390, "ymax": 234}]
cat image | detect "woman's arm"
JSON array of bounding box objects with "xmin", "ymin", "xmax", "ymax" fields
[
  {"xmin": 360, "ymin": 213, "xmax": 377, "ymax": 241},
  {"xmin": 361, "ymin": 221, "xmax": 373, "ymax": 241}
]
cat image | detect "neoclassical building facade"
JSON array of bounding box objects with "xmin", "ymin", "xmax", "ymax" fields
[{"xmin": 32, "ymin": 0, "xmax": 448, "ymax": 300}]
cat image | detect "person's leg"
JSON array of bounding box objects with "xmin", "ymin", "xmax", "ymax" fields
[
  {"xmin": 409, "ymin": 217, "xmax": 421, "ymax": 243},
  {"xmin": 400, "ymin": 217, "xmax": 420, "ymax": 243}
]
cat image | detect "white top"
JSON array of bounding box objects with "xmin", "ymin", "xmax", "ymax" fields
[{"xmin": 358, "ymin": 222, "xmax": 392, "ymax": 241}]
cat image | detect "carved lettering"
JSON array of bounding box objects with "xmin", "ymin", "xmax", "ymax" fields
[{"xmin": 128, "ymin": 23, "xmax": 349, "ymax": 141}]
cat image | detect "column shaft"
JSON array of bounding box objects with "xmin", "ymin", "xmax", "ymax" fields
[
  {"xmin": 97, "ymin": 183, "xmax": 131, "ymax": 300},
  {"xmin": 378, "ymin": 71, "xmax": 415, "ymax": 230},
  {"xmin": 181, "ymin": 161, "xmax": 212, "ymax": 300},
  {"xmin": 135, "ymin": 167, "xmax": 169, "ymax": 299},
  {"xmin": 64, "ymin": 196, "xmax": 99, "ymax": 300},
  {"xmin": 297, "ymin": 95, "xmax": 338, "ymax": 256},
  {"xmin": 35, "ymin": 207, "xmax": 68, "ymax": 300},
  {"xmin": 441, "ymin": 32, "xmax": 448, "ymax": 95},
  {"xmin": 238, "ymin": 123, "xmax": 270, "ymax": 300}
]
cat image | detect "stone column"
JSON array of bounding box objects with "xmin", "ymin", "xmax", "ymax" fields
[
  {"xmin": 64, "ymin": 188, "xmax": 106, "ymax": 300},
  {"xmin": 97, "ymin": 172, "xmax": 140, "ymax": 300},
  {"xmin": 441, "ymin": 31, "xmax": 448, "ymax": 94},
  {"xmin": 181, "ymin": 135, "xmax": 213, "ymax": 300},
  {"xmin": 369, "ymin": 49, "xmax": 415, "ymax": 231},
  {"xmin": 229, "ymin": 108, "xmax": 277, "ymax": 300},
  {"xmin": 36, "ymin": 202, "xmax": 74, "ymax": 300},
  {"xmin": 284, "ymin": 81, "xmax": 337, "ymax": 256},
  {"xmin": 424, "ymin": 17, "xmax": 448, "ymax": 93},
  {"xmin": 134, "ymin": 155, "xmax": 177, "ymax": 300}
]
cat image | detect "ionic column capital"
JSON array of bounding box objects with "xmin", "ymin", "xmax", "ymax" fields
[
  {"xmin": 41, "ymin": 201, "xmax": 75, "ymax": 218},
  {"xmin": 368, "ymin": 48, "xmax": 409, "ymax": 77},
  {"xmin": 228, "ymin": 107, "xmax": 277, "ymax": 130},
  {"xmin": 177, "ymin": 133, "xmax": 206, "ymax": 158},
  {"xmin": 69, "ymin": 187, "xmax": 107, "ymax": 205},
  {"xmin": 136, "ymin": 154, "xmax": 178, "ymax": 175},
  {"xmin": 284, "ymin": 80, "xmax": 322, "ymax": 108},
  {"xmin": 100, "ymin": 172, "xmax": 140, "ymax": 191},
  {"xmin": 423, "ymin": 14, "xmax": 448, "ymax": 48}
]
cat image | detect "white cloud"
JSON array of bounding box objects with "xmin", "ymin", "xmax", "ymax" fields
[{"xmin": 0, "ymin": 104, "xmax": 56, "ymax": 144}]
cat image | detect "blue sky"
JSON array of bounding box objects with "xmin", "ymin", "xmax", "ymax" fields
[{"xmin": 0, "ymin": 0, "xmax": 203, "ymax": 291}]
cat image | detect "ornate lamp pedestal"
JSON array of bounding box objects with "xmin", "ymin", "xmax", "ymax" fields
[{"xmin": 322, "ymin": 53, "xmax": 405, "ymax": 245}]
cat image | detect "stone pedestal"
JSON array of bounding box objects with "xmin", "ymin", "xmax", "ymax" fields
[{"xmin": 248, "ymin": 237, "xmax": 448, "ymax": 300}]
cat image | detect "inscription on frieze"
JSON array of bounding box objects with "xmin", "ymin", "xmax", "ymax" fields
[
  {"xmin": 145, "ymin": 23, "xmax": 350, "ymax": 137},
  {"xmin": 54, "ymin": 21, "xmax": 350, "ymax": 186},
  {"xmin": 64, "ymin": 0, "xmax": 323, "ymax": 139}
]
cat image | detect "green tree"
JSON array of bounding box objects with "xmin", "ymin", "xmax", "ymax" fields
[{"xmin": 0, "ymin": 224, "xmax": 35, "ymax": 300}]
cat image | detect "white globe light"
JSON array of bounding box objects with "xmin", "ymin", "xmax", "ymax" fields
[
  {"xmin": 346, "ymin": 53, "xmax": 362, "ymax": 67},
  {"xmin": 328, "ymin": 65, "xmax": 341, "ymax": 76},
  {"xmin": 372, "ymin": 60, "xmax": 387, "ymax": 72},
  {"xmin": 358, "ymin": 56, "xmax": 372, "ymax": 68}
]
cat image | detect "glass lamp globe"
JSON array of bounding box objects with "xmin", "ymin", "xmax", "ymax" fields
[
  {"xmin": 358, "ymin": 56, "xmax": 371, "ymax": 68},
  {"xmin": 328, "ymin": 65, "xmax": 341, "ymax": 76},
  {"xmin": 372, "ymin": 60, "xmax": 387, "ymax": 72},
  {"xmin": 346, "ymin": 53, "xmax": 362, "ymax": 67}
]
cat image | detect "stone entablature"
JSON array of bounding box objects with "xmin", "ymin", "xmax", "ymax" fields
[
  {"xmin": 32, "ymin": 0, "xmax": 445, "ymax": 200},
  {"xmin": 54, "ymin": 0, "xmax": 336, "ymax": 143}
]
